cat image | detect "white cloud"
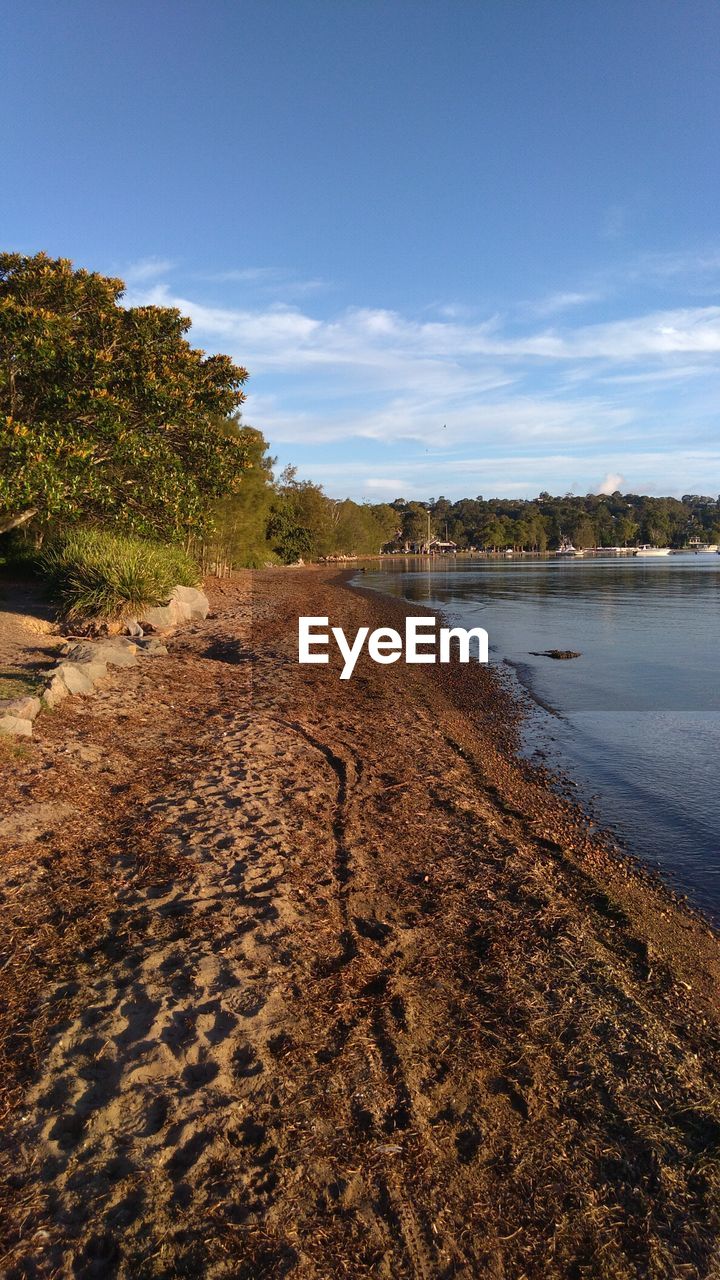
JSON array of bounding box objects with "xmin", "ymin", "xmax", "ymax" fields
[
  {"xmin": 200, "ymin": 266, "xmax": 330, "ymax": 298},
  {"xmin": 597, "ymin": 472, "xmax": 625, "ymax": 495},
  {"xmin": 139, "ymin": 286, "xmax": 720, "ymax": 366},
  {"xmin": 597, "ymin": 365, "xmax": 711, "ymax": 386},
  {"xmin": 632, "ymin": 248, "xmax": 720, "ymax": 282},
  {"xmin": 124, "ymin": 273, "xmax": 720, "ymax": 494},
  {"xmin": 206, "ymin": 267, "xmax": 283, "ymax": 283}
]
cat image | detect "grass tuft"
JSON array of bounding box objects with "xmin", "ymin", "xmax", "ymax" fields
[{"xmin": 39, "ymin": 528, "xmax": 200, "ymax": 623}]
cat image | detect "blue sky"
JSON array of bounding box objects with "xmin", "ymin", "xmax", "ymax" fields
[{"xmin": 3, "ymin": 0, "xmax": 720, "ymax": 500}]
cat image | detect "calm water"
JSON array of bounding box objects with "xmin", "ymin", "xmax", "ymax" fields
[{"xmin": 359, "ymin": 555, "xmax": 720, "ymax": 921}]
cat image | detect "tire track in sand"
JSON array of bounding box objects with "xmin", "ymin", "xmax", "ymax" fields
[{"xmin": 276, "ymin": 718, "xmax": 437, "ymax": 1280}]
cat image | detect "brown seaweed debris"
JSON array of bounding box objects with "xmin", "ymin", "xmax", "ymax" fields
[{"xmin": 530, "ymin": 648, "xmax": 582, "ymax": 659}]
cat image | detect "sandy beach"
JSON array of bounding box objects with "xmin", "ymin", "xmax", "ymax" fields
[{"xmin": 1, "ymin": 568, "xmax": 719, "ymax": 1278}]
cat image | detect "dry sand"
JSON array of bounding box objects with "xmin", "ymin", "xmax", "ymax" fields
[{"xmin": 0, "ymin": 569, "xmax": 718, "ymax": 1278}]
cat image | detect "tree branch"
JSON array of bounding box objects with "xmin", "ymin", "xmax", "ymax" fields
[{"xmin": 0, "ymin": 508, "xmax": 38, "ymax": 535}]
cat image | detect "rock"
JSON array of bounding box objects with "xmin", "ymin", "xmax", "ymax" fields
[
  {"xmin": 43, "ymin": 673, "xmax": 69, "ymax": 708},
  {"xmin": 80, "ymin": 660, "xmax": 109, "ymax": 683},
  {"xmin": 64, "ymin": 640, "xmax": 137, "ymax": 669},
  {"xmin": 100, "ymin": 640, "xmax": 138, "ymax": 668},
  {"xmin": 170, "ymin": 585, "xmax": 209, "ymax": 620},
  {"xmin": 55, "ymin": 663, "xmax": 95, "ymax": 695},
  {"xmin": 61, "ymin": 641, "xmax": 98, "ymax": 663},
  {"xmin": 135, "ymin": 637, "xmax": 169, "ymax": 656},
  {"xmin": 0, "ymin": 715, "xmax": 33, "ymax": 738},
  {"xmin": 171, "ymin": 597, "xmax": 194, "ymax": 623},
  {"xmin": 138, "ymin": 586, "xmax": 209, "ymax": 631},
  {"xmin": 123, "ymin": 619, "xmax": 144, "ymax": 637},
  {"xmin": 138, "ymin": 604, "xmax": 179, "ymax": 633},
  {"xmin": 0, "ymin": 696, "xmax": 42, "ymax": 721}
]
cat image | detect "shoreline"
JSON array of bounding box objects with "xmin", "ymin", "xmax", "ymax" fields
[
  {"xmin": 1, "ymin": 567, "xmax": 719, "ymax": 1277},
  {"xmin": 348, "ymin": 568, "xmax": 718, "ymax": 936},
  {"xmin": 354, "ymin": 561, "xmax": 720, "ymax": 932}
]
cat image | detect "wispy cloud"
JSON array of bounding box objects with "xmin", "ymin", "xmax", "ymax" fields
[
  {"xmin": 364, "ymin": 477, "xmax": 409, "ymax": 491},
  {"xmin": 525, "ymin": 290, "xmax": 605, "ymax": 318},
  {"xmin": 128, "ymin": 283, "xmax": 720, "ymax": 366},
  {"xmin": 125, "ymin": 264, "xmax": 720, "ymax": 498},
  {"xmin": 601, "ymin": 203, "xmax": 629, "ymax": 240},
  {"xmin": 196, "ymin": 265, "xmax": 331, "ymax": 300},
  {"xmin": 305, "ymin": 450, "xmax": 720, "ymax": 502},
  {"xmin": 631, "ymin": 248, "xmax": 720, "ymax": 282},
  {"xmin": 123, "ymin": 257, "xmax": 175, "ymax": 283},
  {"xmin": 205, "ymin": 267, "xmax": 283, "ymax": 284}
]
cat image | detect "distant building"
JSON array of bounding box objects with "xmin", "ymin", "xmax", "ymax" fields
[{"xmin": 420, "ymin": 539, "xmax": 458, "ymax": 554}]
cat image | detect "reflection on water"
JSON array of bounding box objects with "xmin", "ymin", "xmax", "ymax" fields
[{"xmin": 361, "ymin": 555, "xmax": 720, "ymax": 921}]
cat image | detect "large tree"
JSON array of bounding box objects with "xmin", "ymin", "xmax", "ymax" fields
[{"xmin": 0, "ymin": 252, "xmax": 249, "ymax": 539}]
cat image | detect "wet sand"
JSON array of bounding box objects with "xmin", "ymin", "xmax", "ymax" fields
[{"xmin": 0, "ymin": 568, "xmax": 719, "ymax": 1278}]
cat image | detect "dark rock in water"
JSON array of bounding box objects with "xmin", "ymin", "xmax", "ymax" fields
[{"xmin": 529, "ymin": 649, "xmax": 582, "ymax": 660}]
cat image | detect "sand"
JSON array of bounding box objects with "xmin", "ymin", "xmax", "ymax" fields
[{"xmin": 0, "ymin": 569, "xmax": 718, "ymax": 1279}]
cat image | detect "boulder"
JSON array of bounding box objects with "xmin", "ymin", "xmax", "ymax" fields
[
  {"xmin": 138, "ymin": 604, "xmax": 180, "ymax": 633},
  {"xmin": 55, "ymin": 663, "xmax": 95, "ymax": 695},
  {"xmin": 170, "ymin": 585, "xmax": 209, "ymax": 620},
  {"xmin": 170, "ymin": 597, "xmax": 194, "ymax": 623},
  {"xmin": 100, "ymin": 640, "xmax": 138, "ymax": 668},
  {"xmin": 135, "ymin": 637, "xmax": 169, "ymax": 657},
  {"xmin": 43, "ymin": 673, "xmax": 69, "ymax": 709},
  {"xmin": 80, "ymin": 660, "xmax": 109, "ymax": 683},
  {"xmin": 63, "ymin": 640, "xmax": 137, "ymax": 669},
  {"xmin": 0, "ymin": 696, "xmax": 41, "ymax": 722},
  {"xmin": 61, "ymin": 641, "xmax": 99, "ymax": 663},
  {"xmin": 0, "ymin": 716, "xmax": 33, "ymax": 738}
]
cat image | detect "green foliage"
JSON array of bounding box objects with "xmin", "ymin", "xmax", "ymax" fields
[
  {"xmin": 266, "ymin": 468, "xmax": 398, "ymax": 563},
  {"xmin": 400, "ymin": 502, "xmax": 432, "ymax": 546},
  {"xmin": 39, "ymin": 528, "xmax": 199, "ymax": 622},
  {"xmin": 204, "ymin": 424, "xmax": 278, "ymax": 567},
  {"xmin": 0, "ymin": 252, "xmax": 249, "ymax": 540},
  {"xmin": 266, "ymin": 506, "xmax": 314, "ymax": 564}
]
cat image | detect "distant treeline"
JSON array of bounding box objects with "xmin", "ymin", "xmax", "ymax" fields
[
  {"xmin": 206, "ymin": 462, "xmax": 720, "ymax": 563},
  {"xmin": 382, "ymin": 491, "xmax": 720, "ymax": 553}
]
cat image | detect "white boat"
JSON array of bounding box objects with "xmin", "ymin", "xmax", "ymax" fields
[
  {"xmin": 634, "ymin": 545, "xmax": 671, "ymax": 557},
  {"xmin": 556, "ymin": 537, "xmax": 583, "ymax": 557}
]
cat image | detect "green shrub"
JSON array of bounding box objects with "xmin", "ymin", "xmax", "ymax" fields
[{"xmin": 39, "ymin": 529, "xmax": 200, "ymax": 623}]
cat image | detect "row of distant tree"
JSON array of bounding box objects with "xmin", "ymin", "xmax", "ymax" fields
[
  {"xmin": 2, "ymin": 252, "xmax": 718, "ymax": 567},
  {"xmin": 384, "ymin": 492, "xmax": 720, "ymax": 553}
]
